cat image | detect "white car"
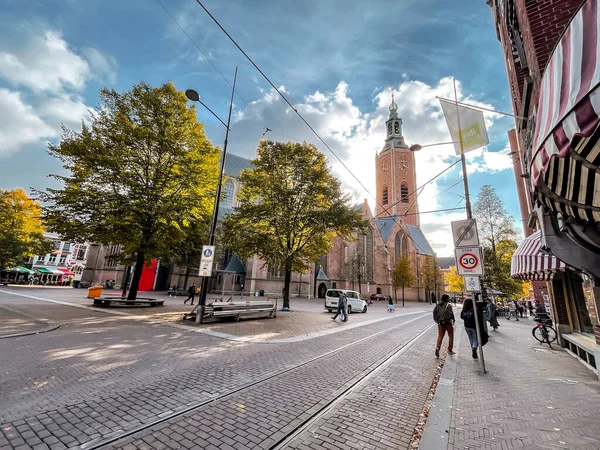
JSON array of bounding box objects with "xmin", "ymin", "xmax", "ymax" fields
[{"xmin": 325, "ymin": 289, "xmax": 368, "ymax": 314}]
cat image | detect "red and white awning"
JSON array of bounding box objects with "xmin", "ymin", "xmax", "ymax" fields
[
  {"xmin": 530, "ymin": 0, "xmax": 600, "ymax": 223},
  {"xmin": 511, "ymin": 231, "xmax": 566, "ymax": 281}
]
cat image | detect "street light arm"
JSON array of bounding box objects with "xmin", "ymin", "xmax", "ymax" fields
[{"xmin": 197, "ymin": 99, "xmax": 229, "ymax": 130}]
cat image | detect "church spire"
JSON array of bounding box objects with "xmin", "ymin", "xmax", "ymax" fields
[{"xmin": 384, "ymin": 89, "xmax": 406, "ymax": 147}]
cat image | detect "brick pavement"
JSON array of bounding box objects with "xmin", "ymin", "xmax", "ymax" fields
[
  {"xmin": 105, "ymin": 323, "xmax": 440, "ymax": 450},
  {"xmin": 0, "ymin": 304, "xmax": 52, "ymax": 337},
  {"xmin": 0, "ymin": 289, "xmax": 435, "ymax": 450},
  {"xmin": 448, "ymin": 319, "xmax": 600, "ymax": 450}
]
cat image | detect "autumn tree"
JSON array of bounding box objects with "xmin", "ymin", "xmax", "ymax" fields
[
  {"xmin": 223, "ymin": 140, "xmax": 366, "ymax": 309},
  {"xmin": 444, "ymin": 266, "xmax": 465, "ymax": 299},
  {"xmin": 392, "ymin": 256, "xmax": 414, "ymax": 307},
  {"xmin": 473, "ymin": 185, "xmax": 523, "ymax": 298},
  {"xmin": 422, "ymin": 256, "xmax": 444, "ymax": 303},
  {"xmin": 0, "ymin": 189, "xmax": 51, "ymax": 269},
  {"xmin": 39, "ymin": 82, "xmax": 219, "ymax": 300}
]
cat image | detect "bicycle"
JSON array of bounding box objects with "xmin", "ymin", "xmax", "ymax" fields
[{"xmin": 532, "ymin": 314, "xmax": 557, "ymax": 347}]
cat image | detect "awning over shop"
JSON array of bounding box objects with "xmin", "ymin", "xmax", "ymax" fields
[
  {"xmin": 2, "ymin": 266, "xmax": 34, "ymax": 274},
  {"xmin": 35, "ymin": 267, "xmax": 63, "ymax": 275},
  {"xmin": 511, "ymin": 231, "xmax": 566, "ymax": 280},
  {"xmin": 530, "ymin": 0, "xmax": 600, "ymax": 223},
  {"xmin": 58, "ymin": 268, "xmax": 75, "ymax": 276}
]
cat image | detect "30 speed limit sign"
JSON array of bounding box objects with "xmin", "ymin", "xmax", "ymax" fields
[{"xmin": 455, "ymin": 247, "xmax": 483, "ymax": 275}]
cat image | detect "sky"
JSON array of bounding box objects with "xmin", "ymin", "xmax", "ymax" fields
[{"xmin": 0, "ymin": 0, "xmax": 521, "ymax": 256}]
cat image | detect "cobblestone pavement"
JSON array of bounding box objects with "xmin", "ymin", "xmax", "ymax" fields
[
  {"xmin": 0, "ymin": 304, "xmax": 53, "ymax": 337},
  {"xmin": 448, "ymin": 319, "xmax": 600, "ymax": 450},
  {"xmin": 0, "ymin": 288, "xmax": 439, "ymax": 450}
]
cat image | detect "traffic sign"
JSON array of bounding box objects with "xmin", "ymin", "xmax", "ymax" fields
[
  {"xmin": 455, "ymin": 247, "xmax": 483, "ymax": 275},
  {"xmin": 464, "ymin": 275, "xmax": 481, "ymax": 292},
  {"xmin": 199, "ymin": 245, "xmax": 216, "ymax": 277},
  {"xmin": 451, "ymin": 219, "xmax": 480, "ymax": 248}
]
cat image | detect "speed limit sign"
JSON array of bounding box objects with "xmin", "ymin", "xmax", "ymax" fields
[{"xmin": 455, "ymin": 247, "xmax": 483, "ymax": 275}]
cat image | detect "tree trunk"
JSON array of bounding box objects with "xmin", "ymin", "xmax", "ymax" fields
[
  {"xmin": 358, "ymin": 272, "xmax": 362, "ymax": 295},
  {"xmin": 127, "ymin": 250, "xmax": 145, "ymax": 300},
  {"xmin": 183, "ymin": 266, "xmax": 191, "ymax": 290},
  {"xmin": 394, "ymin": 286, "xmax": 397, "ymax": 304},
  {"xmin": 402, "ymin": 284, "xmax": 405, "ymax": 307},
  {"xmin": 283, "ymin": 263, "xmax": 292, "ymax": 309}
]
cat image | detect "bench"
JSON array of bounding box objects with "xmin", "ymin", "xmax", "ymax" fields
[
  {"xmin": 92, "ymin": 297, "xmax": 165, "ymax": 307},
  {"xmin": 183, "ymin": 297, "xmax": 277, "ymax": 322}
]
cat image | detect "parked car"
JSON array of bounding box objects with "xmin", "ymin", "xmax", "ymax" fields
[
  {"xmin": 325, "ymin": 289, "xmax": 368, "ymax": 314},
  {"xmin": 370, "ymin": 293, "xmax": 387, "ymax": 301}
]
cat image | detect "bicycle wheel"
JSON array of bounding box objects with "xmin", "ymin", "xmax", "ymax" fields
[
  {"xmin": 545, "ymin": 325, "xmax": 558, "ymax": 343},
  {"xmin": 532, "ymin": 325, "xmax": 546, "ymax": 343}
]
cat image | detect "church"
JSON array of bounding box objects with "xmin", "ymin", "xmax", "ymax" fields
[
  {"xmin": 215, "ymin": 96, "xmax": 435, "ymax": 301},
  {"xmin": 82, "ymin": 97, "xmax": 436, "ymax": 301}
]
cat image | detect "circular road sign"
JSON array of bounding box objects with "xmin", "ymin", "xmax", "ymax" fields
[
  {"xmin": 203, "ymin": 248, "xmax": 213, "ymax": 258},
  {"xmin": 459, "ymin": 252, "xmax": 479, "ymax": 270}
]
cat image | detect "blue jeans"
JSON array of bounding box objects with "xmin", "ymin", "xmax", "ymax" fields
[
  {"xmin": 333, "ymin": 305, "xmax": 347, "ymax": 321},
  {"xmin": 465, "ymin": 327, "xmax": 478, "ymax": 349}
]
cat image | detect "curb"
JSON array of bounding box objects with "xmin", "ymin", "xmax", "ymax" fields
[
  {"xmin": 417, "ymin": 325, "xmax": 461, "ymax": 450},
  {"xmin": 0, "ymin": 302, "xmax": 62, "ymax": 339},
  {"xmin": 0, "ymin": 324, "xmax": 61, "ymax": 339}
]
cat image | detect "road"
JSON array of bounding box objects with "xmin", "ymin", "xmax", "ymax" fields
[{"xmin": 0, "ymin": 287, "xmax": 442, "ymax": 450}]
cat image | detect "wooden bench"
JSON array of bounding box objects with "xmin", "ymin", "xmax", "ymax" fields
[
  {"xmin": 183, "ymin": 297, "xmax": 277, "ymax": 322},
  {"xmin": 93, "ymin": 297, "xmax": 165, "ymax": 307}
]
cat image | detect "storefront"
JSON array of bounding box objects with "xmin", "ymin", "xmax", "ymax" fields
[{"xmin": 522, "ymin": 0, "xmax": 600, "ymax": 375}]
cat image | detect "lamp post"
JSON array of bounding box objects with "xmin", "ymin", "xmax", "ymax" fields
[{"xmin": 185, "ymin": 67, "xmax": 237, "ymax": 324}]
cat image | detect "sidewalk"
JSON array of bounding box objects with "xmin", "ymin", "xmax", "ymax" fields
[
  {"xmin": 422, "ymin": 317, "xmax": 600, "ymax": 450},
  {"xmin": 0, "ymin": 304, "xmax": 58, "ymax": 338}
]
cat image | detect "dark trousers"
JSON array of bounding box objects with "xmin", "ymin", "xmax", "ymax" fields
[
  {"xmin": 333, "ymin": 305, "xmax": 347, "ymax": 321},
  {"xmin": 184, "ymin": 293, "xmax": 195, "ymax": 304},
  {"xmin": 436, "ymin": 323, "xmax": 454, "ymax": 352}
]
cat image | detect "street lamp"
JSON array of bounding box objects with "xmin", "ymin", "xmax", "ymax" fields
[
  {"xmin": 186, "ymin": 67, "xmax": 238, "ymax": 324},
  {"xmin": 409, "ymin": 141, "xmax": 457, "ymax": 152}
]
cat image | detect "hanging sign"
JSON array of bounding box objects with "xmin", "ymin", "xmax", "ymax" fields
[{"xmin": 455, "ymin": 247, "xmax": 483, "ymax": 276}]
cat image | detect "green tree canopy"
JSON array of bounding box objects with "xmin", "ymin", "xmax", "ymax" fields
[
  {"xmin": 39, "ymin": 82, "xmax": 220, "ymax": 299},
  {"xmin": 392, "ymin": 256, "xmax": 414, "ymax": 306},
  {"xmin": 223, "ymin": 140, "xmax": 366, "ymax": 309},
  {"xmin": 0, "ymin": 189, "xmax": 51, "ymax": 269}
]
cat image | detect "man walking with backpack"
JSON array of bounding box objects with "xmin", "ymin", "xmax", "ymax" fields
[
  {"xmin": 332, "ymin": 291, "xmax": 348, "ymax": 322},
  {"xmin": 184, "ymin": 283, "xmax": 196, "ymax": 305},
  {"xmin": 433, "ymin": 294, "xmax": 455, "ymax": 357}
]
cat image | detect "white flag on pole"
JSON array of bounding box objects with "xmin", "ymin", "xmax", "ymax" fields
[{"xmin": 439, "ymin": 99, "xmax": 489, "ymax": 155}]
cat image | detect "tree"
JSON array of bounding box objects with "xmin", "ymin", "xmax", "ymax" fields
[
  {"xmin": 39, "ymin": 82, "xmax": 220, "ymax": 300},
  {"xmin": 422, "ymin": 256, "xmax": 444, "ymax": 303},
  {"xmin": 223, "ymin": 140, "xmax": 366, "ymax": 309},
  {"xmin": 473, "ymin": 185, "xmax": 523, "ymax": 298},
  {"xmin": 444, "ymin": 266, "xmax": 465, "ymax": 300},
  {"xmin": 0, "ymin": 189, "xmax": 51, "ymax": 269},
  {"xmin": 345, "ymin": 249, "xmax": 365, "ymax": 293},
  {"xmin": 392, "ymin": 256, "xmax": 414, "ymax": 306},
  {"xmin": 171, "ymin": 220, "xmax": 209, "ymax": 290}
]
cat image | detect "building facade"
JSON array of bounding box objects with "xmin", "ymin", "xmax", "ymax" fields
[
  {"xmin": 491, "ymin": 0, "xmax": 600, "ymax": 374},
  {"xmin": 26, "ymin": 234, "xmax": 89, "ymax": 284}
]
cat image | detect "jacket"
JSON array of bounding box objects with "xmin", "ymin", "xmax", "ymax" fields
[
  {"xmin": 433, "ymin": 301, "xmax": 454, "ymax": 325},
  {"xmin": 338, "ymin": 294, "xmax": 347, "ymax": 308},
  {"xmin": 188, "ymin": 285, "xmax": 196, "ymax": 295}
]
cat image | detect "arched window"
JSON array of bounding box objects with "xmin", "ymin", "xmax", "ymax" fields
[
  {"xmin": 366, "ymin": 227, "xmax": 374, "ymax": 281},
  {"xmin": 394, "ymin": 122, "xmax": 399, "ymax": 134},
  {"xmin": 382, "ymin": 186, "xmax": 388, "ymax": 205},
  {"xmin": 401, "ymin": 184, "xmax": 409, "ymax": 203},
  {"xmin": 394, "ymin": 231, "xmax": 410, "ymax": 262},
  {"xmin": 387, "ymin": 123, "xmax": 392, "ymax": 136},
  {"xmin": 221, "ymin": 180, "xmax": 235, "ymax": 209}
]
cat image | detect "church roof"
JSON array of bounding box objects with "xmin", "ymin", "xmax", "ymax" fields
[
  {"xmin": 220, "ymin": 254, "xmax": 246, "ymax": 273},
  {"xmin": 406, "ymin": 224, "xmax": 435, "ymax": 257},
  {"xmin": 374, "ymin": 216, "xmax": 397, "ymax": 243},
  {"xmin": 316, "ymin": 268, "xmax": 329, "ymax": 281},
  {"xmin": 438, "ymin": 256, "xmax": 456, "ymax": 269},
  {"xmin": 224, "ymin": 154, "xmax": 253, "ymax": 178}
]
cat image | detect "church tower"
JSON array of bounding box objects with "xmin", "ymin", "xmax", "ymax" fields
[{"xmin": 375, "ymin": 93, "xmax": 419, "ymax": 226}]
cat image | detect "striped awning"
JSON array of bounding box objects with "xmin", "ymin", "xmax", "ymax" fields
[
  {"xmin": 530, "ymin": 0, "xmax": 600, "ymax": 223},
  {"xmin": 511, "ymin": 231, "xmax": 566, "ymax": 280}
]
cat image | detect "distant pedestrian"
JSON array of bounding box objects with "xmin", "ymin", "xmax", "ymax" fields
[
  {"xmin": 184, "ymin": 283, "xmax": 196, "ymax": 305},
  {"xmin": 332, "ymin": 291, "xmax": 348, "ymax": 322},
  {"xmin": 433, "ymin": 294, "xmax": 455, "ymax": 357},
  {"xmin": 486, "ymin": 301, "xmax": 500, "ymax": 331},
  {"xmin": 170, "ymin": 285, "xmax": 179, "ymax": 298},
  {"xmin": 387, "ymin": 295, "xmax": 395, "ymax": 312},
  {"xmin": 461, "ymin": 298, "xmax": 489, "ymax": 359},
  {"xmin": 240, "ymin": 283, "xmax": 244, "ymax": 298}
]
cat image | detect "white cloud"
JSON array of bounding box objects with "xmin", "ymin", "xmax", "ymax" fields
[
  {"xmin": 0, "ymin": 30, "xmax": 90, "ymax": 93},
  {"xmin": 83, "ymin": 47, "xmax": 118, "ymax": 85},
  {"xmin": 0, "ymin": 89, "xmax": 56, "ymax": 157},
  {"xmin": 227, "ymin": 76, "xmax": 506, "ymax": 257},
  {"xmin": 466, "ymin": 145, "xmax": 513, "ymax": 175}
]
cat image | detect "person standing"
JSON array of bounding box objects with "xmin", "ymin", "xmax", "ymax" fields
[
  {"xmin": 487, "ymin": 301, "xmax": 500, "ymax": 331},
  {"xmin": 240, "ymin": 283, "xmax": 244, "ymax": 298},
  {"xmin": 332, "ymin": 291, "xmax": 348, "ymax": 322},
  {"xmin": 387, "ymin": 295, "xmax": 395, "ymax": 312},
  {"xmin": 433, "ymin": 294, "xmax": 455, "ymax": 357},
  {"xmin": 184, "ymin": 283, "xmax": 196, "ymax": 305}
]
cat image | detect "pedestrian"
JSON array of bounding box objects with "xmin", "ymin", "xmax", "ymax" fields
[
  {"xmin": 184, "ymin": 283, "xmax": 196, "ymax": 305},
  {"xmin": 240, "ymin": 283, "xmax": 244, "ymax": 298},
  {"xmin": 170, "ymin": 284, "xmax": 179, "ymax": 298},
  {"xmin": 461, "ymin": 298, "xmax": 488, "ymax": 359},
  {"xmin": 387, "ymin": 295, "xmax": 395, "ymax": 312},
  {"xmin": 527, "ymin": 301, "xmax": 534, "ymax": 317},
  {"xmin": 433, "ymin": 294, "xmax": 455, "ymax": 357},
  {"xmin": 332, "ymin": 291, "xmax": 348, "ymax": 322},
  {"xmin": 486, "ymin": 301, "xmax": 500, "ymax": 331}
]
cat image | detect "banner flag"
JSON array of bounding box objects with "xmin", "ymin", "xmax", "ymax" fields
[{"xmin": 440, "ymin": 99, "xmax": 489, "ymax": 155}]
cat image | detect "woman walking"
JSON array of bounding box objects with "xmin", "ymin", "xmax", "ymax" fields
[
  {"xmin": 461, "ymin": 298, "xmax": 487, "ymax": 359},
  {"xmin": 487, "ymin": 301, "xmax": 500, "ymax": 331}
]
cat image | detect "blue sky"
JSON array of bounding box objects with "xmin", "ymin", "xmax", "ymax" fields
[{"xmin": 0, "ymin": 0, "xmax": 520, "ymax": 255}]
